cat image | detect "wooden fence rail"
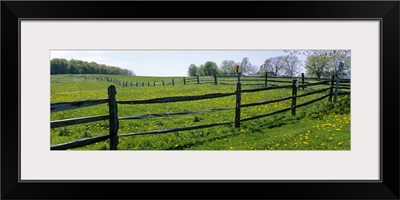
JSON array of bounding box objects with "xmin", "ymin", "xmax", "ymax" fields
[
  {"xmin": 51, "ymin": 115, "xmax": 109, "ymax": 128},
  {"xmin": 50, "ymin": 99, "xmax": 109, "ymax": 112},
  {"xmin": 87, "ymin": 73, "xmax": 349, "ymax": 89},
  {"xmin": 51, "ymin": 74, "xmax": 350, "ymax": 150},
  {"xmin": 117, "ymin": 92, "xmax": 236, "ymax": 105}
]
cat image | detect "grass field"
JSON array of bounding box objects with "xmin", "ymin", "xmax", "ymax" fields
[{"xmin": 50, "ymin": 74, "xmax": 351, "ymax": 150}]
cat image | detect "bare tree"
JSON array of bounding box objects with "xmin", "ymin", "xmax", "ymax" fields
[
  {"xmin": 264, "ymin": 56, "xmax": 286, "ymax": 76},
  {"xmin": 246, "ymin": 64, "xmax": 259, "ymax": 75},
  {"xmin": 283, "ymin": 55, "xmax": 302, "ymax": 77}
]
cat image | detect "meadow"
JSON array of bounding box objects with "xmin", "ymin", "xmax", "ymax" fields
[{"xmin": 50, "ymin": 74, "xmax": 351, "ymax": 150}]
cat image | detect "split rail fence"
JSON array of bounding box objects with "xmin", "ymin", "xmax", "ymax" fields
[{"xmin": 50, "ymin": 75, "xmax": 350, "ymax": 150}]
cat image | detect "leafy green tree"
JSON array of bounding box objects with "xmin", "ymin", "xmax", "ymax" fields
[
  {"xmin": 50, "ymin": 58, "xmax": 135, "ymax": 76},
  {"xmin": 239, "ymin": 57, "xmax": 249, "ymax": 75},
  {"xmin": 219, "ymin": 60, "xmax": 236, "ymax": 75},
  {"xmin": 187, "ymin": 64, "xmax": 198, "ymax": 76},
  {"xmin": 285, "ymin": 50, "xmax": 351, "ymax": 78},
  {"xmin": 196, "ymin": 64, "xmax": 204, "ymax": 76},
  {"xmin": 304, "ymin": 54, "xmax": 330, "ymax": 78},
  {"xmin": 202, "ymin": 61, "xmax": 218, "ymax": 76}
]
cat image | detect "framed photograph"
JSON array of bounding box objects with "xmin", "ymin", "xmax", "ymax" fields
[{"xmin": 2, "ymin": 1, "xmax": 399, "ymax": 199}]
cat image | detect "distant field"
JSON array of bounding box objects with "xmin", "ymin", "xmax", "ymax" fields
[{"xmin": 50, "ymin": 74, "xmax": 351, "ymax": 150}]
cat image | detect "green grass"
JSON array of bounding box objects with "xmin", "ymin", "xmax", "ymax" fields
[{"xmin": 50, "ymin": 74, "xmax": 350, "ymax": 150}]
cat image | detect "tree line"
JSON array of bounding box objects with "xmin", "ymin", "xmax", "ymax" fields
[
  {"xmin": 187, "ymin": 50, "xmax": 350, "ymax": 78},
  {"xmin": 51, "ymin": 58, "xmax": 135, "ymax": 76}
]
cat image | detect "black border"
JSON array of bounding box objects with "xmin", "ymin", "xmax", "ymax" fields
[{"xmin": 2, "ymin": 1, "xmax": 399, "ymax": 199}]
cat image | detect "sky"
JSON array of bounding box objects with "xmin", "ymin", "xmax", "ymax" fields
[{"xmin": 50, "ymin": 50, "xmax": 307, "ymax": 76}]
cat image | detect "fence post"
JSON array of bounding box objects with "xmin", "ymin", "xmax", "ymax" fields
[
  {"xmin": 154, "ymin": 82, "xmax": 156, "ymax": 86},
  {"xmin": 162, "ymin": 81, "xmax": 165, "ymax": 86},
  {"xmin": 183, "ymin": 77, "xmax": 186, "ymax": 85},
  {"xmin": 334, "ymin": 73, "xmax": 341, "ymax": 103},
  {"xmin": 136, "ymin": 82, "xmax": 138, "ymax": 87},
  {"xmin": 214, "ymin": 75, "xmax": 217, "ymax": 85},
  {"xmin": 235, "ymin": 82, "xmax": 242, "ymax": 128},
  {"xmin": 131, "ymin": 82, "xmax": 133, "ymax": 86},
  {"xmin": 197, "ymin": 75, "xmax": 199, "ymax": 84},
  {"xmin": 172, "ymin": 79, "xmax": 174, "ymax": 86},
  {"xmin": 301, "ymin": 73, "xmax": 305, "ymax": 90},
  {"xmin": 265, "ymin": 72, "xmax": 268, "ymax": 87},
  {"xmin": 148, "ymin": 82, "xmax": 150, "ymax": 86},
  {"xmin": 142, "ymin": 82, "xmax": 144, "ymax": 87},
  {"xmin": 108, "ymin": 85, "xmax": 119, "ymax": 150},
  {"xmin": 291, "ymin": 79, "xmax": 298, "ymax": 115},
  {"xmin": 328, "ymin": 75, "xmax": 335, "ymax": 102}
]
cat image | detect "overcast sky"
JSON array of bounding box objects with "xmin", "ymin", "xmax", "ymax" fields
[{"xmin": 50, "ymin": 50, "xmax": 307, "ymax": 76}]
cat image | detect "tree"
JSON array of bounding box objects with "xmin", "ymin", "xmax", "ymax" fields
[
  {"xmin": 304, "ymin": 54, "xmax": 330, "ymax": 78},
  {"xmin": 239, "ymin": 57, "xmax": 250, "ymax": 75},
  {"xmin": 202, "ymin": 61, "xmax": 218, "ymax": 76},
  {"xmin": 283, "ymin": 55, "xmax": 302, "ymax": 77},
  {"xmin": 219, "ymin": 60, "xmax": 236, "ymax": 75},
  {"xmin": 285, "ymin": 50, "xmax": 351, "ymax": 78},
  {"xmin": 246, "ymin": 64, "xmax": 259, "ymax": 75},
  {"xmin": 264, "ymin": 56, "xmax": 286, "ymax": 76},
  {"xmin": 50, "ymin": 58, "xmax": 135, "ymax": 76},
  {"xmin": 187, "ymin": 64, "xmax": 198, "ymax": 76},
  {"xmin": 196, "ymin": 64, "xmax": 204, "ymax": 76}
]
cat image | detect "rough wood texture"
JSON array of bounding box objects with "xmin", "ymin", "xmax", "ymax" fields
[
  {"xmin": 51, "ymin": 115, "xmax": 109, "ymax": 128},
  {"xmin": 51, "ymin": 99, "xmax": 109, "ymax": 113},
  {"xmin": 241, "ymin": 107, "xmax": 292, "ymax": 122},
  {"xmin": 292, "ymin": 79, "xmax": 298, "ymax": 115},
  {"xmin": 265, "ymin": 72, "xmax": 268, "ymax": 87},
  {"xmin": 118, "ymin": 121, "xmax": 234, "ymax": 137},
  {"xmin": 334, "ymin": 74, "xmax": 340, "ymax": 103},
  {"xmin": 119, "ymin": 107, "xmax": 234, "ymax": 120},
  {"xmin": 329, "ymin": 75, "xmax": 335, "ymax": 102},
  {"xmin": 241, "ymin": 96, "xmax": 292, "ymax": 108},
  {"xmin": 267, "ymin": 79, "xmax": 294, "ymax": 83},
  {"xmin": 301, "ymin": 80, "xmax": 331, "ymax": 87},
  {"xmin": 117, "ymin": 92, "xmax": 236, "ymax": 105},
  {"xmin": 108, "ymin": 85, "xmax": 119, "ymax": 150},
  {"xmin": 296, "ymin": 94, "xmax": 330, "ymax": 108},
  {"xmin": 50, "ymin": 135, "xmax": 109, "ymax": 150},
  {"xmin": 296, "ymin": 88, "xmax": 330, "ymax": 98},
  {"xmin": 241, "ymin": 84, "xmax": 292, "ymax": 93},
  {"xmin": 235, "ymin": 83, "xmax": 241, "ymax": 128},
  {"xmin": 338, "ymin": 92, "xmax": 351, "ymax": 95}
]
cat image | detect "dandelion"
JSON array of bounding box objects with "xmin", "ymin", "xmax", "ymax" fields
[
  {"xmin": 303, "ymin": 141, "xmax": 309, "ymax": 145},
  {"xmin": 329, "ymin": 137, "xmax": 333, "ymax": 140}
]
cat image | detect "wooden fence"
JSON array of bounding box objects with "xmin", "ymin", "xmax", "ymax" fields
[
  {"xmin": 104, "ymin": 73, "xmax": 350, "ymax": 90},
  {"xmin": 50, "ymin": 75, "xmax": 350, "ymax": 150}
]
